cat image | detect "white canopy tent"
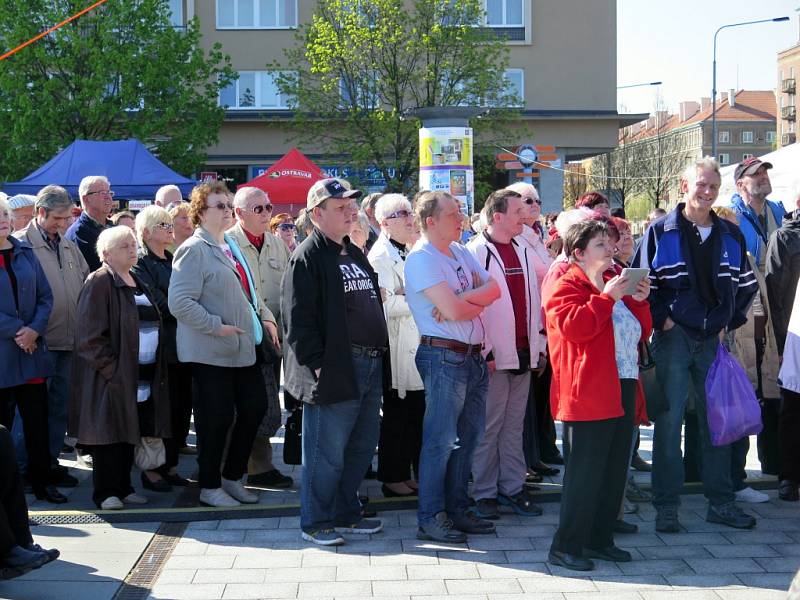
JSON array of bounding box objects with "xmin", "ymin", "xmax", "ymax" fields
[{"xmin": 715, "ymin": 143, "xmax": 800, "ymax": 210}]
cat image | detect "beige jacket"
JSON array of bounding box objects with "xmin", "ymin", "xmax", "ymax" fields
[
  {"xmin": 13, "ymin": 224, "xmax": 89, "ymax": 351},
  {"xmin": 227, "ymin": 222, "xmax": 286, "ymax": 329}
]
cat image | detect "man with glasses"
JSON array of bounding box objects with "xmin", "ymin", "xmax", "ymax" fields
[
  {"xmin": 228, "ymin": 186, "xmax": 292, "ymax": 489},
  {"xmin": 66, "ymin": 175, "xmax": 114, "ymax": 272}
]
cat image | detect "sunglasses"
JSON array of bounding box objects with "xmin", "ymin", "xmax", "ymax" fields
[
  {"xmin": 523, "ymin": 197, "xmax": 542, "ymax": 206},
  {"xmin": 155, "ymin": 222, "xmax": 174, "ymax": 231},
  {"xmin": 386, "ymin": 209, "xmax": 411, "ymax": 219},
  {"xmin": 247, "ymin": 204, "xmax": 273, "ymax": 214},
  {"xmin": 208, "ymin": 202, "xmax": 233, "ymax": 212},
  {"xmin": 278, "ymin": 223, "xmax": 296, "ymax": 231}
]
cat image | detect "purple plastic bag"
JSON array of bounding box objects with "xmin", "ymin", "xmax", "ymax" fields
[{"xmin": 705, "ymin": 343, "xmax": 763, "ymax": 446}]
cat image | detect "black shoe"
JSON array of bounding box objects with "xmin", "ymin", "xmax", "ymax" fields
[
  {"xmin": 613, "ymin": 519, "xmax": 639, "ymax": 534},
  {"xmin": 542, "ymin": 453, "xmax": 564, "ymax": 465},
  {"xmin": 779, "ymin": 479, "xmax": 799, "ymax": 502},
  {"xmin": 631, "ymin": 453, "xmax": 652, "ymax": 472},
  {"xmin": 140, "ymin": 471, "xmax": 172, "ymax": 493},
  {"xmin": 417, "ymin": 512, "xmax": 467, "ymax": 543},
  {"xmin": 162, "ymin": 472, "xmax": 190, "ymax": 487},
  {"xmin": 381, "ymin": 483, "xmax": 416, "ymax": 498},
  {"xmin": 532, "ymin": 462, "xmax": 560, "ymax": 477},
  {"xmin": 451, "ymin": 512, "xmax": 496, "ymax": 534},
  {"xmin": 526, "ymin": 471, "xmax": 543, "ymax": 484},
  {"xmin": 25, "ymin": 543, "xmax": 59, "ymax": 562},
  {"xmin": 584, "ymin": 545, "xmax": 632, "ymax": 562},
  {"xmin": 364, "ymin": 465, "xmax": 378, "ymax": 479},
  {"xmin": 655, "ymin": 506, "xmax": 681, "ymax": 533},
  {"xmin": 548, "ymin": 550, "xmax": 594, "ymax": 571},
  {"xmin": 706, "ymin": 502, "xmax": 756, "ymax": 529},
  {"xmin": 61, "ymin": 444, "xmax": 75, "ymax": 454},
  {"xmin": 33, "ymin": 485, "xmax": 67, "ymax": 504},
  {"xmin": 48, "ymin": 469, "xmax": 78, "ymax": 488},
  {"xmin": 247, "ymin": 469, "xmax": 293, "ymax": 489}
]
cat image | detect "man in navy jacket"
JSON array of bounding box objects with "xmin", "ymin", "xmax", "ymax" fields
[{"xmin": 65, "ymin": 176, "xmax": 113, "ymax": 272}]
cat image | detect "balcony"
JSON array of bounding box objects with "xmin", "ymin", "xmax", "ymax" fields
[
  {"xmin": 781, "ymin": 105, "xmax": 796, "ymax": 121},
  {"xmin": 783, "ymin": 78, "xmax": 796, "ymax": 94},
  {"xmin": 783, "ymin": 132, "xmax": 796, "ymax": 145}
]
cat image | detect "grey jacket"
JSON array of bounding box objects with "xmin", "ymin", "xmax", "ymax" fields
[{"xmin": 168, "ymin": 227, "xmax": 257, "ymax": 367}]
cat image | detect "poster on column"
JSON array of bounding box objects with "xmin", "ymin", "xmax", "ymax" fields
[{"xmin": 419, "ymin": 127, "xmax": 474, "ymax": 215}]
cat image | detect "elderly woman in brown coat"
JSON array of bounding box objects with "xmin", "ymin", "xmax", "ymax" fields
[{"xmin": 69, "ymin": 226, "xmax": 169, "ymax": 510}]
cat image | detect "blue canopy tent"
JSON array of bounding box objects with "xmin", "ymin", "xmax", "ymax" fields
[{"xmin": 2, "ymin": 139, "xmax": 195, "ymax": 199}]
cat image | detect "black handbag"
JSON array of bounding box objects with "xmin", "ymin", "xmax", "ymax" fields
[
  {"xmin": 639, "ymin": 340, "xmax": 669, "ymax": 418},
  {"xmin": 283, "ymin": 406, "xmax": 303, "ymax": 465}
]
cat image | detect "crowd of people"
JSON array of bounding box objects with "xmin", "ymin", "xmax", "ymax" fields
[{"xmin": 1, "ymin": 153, "xmax": 798, "ymax": 578}]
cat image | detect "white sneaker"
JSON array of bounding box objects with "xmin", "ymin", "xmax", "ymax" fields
[
  {"xmin": 100, "ymin": 496, "xmax": 124, "ymax": 510},
  {"xmin": 123, "ymin": 493, "xmax": 148, "ymax": 504},
  {"xmin": 221, "ymin": 477, "xmax": 259, "ymax": 504},
  {"xmin": 735, "ymin": 486, "xmax": 770, "ymax": 503},
  {"xmin": 199, "ymin": 487, "xmax": 241, "ymax": 507}
]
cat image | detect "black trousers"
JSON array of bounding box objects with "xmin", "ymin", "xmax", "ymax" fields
[
  {"xmin": 779, "ymin": 389, "xmax": 800, "ymax": 482},
  {"xmin": 533, "ymin": 362, "xmax": 560, "ymax": 462},
  {"xmin": 190, "ymin": 362, "xmax": 267, "ymax": 489},
  {"xmin": 377, "ymin": 388, "xmax": 425, "ymax": 483},
  {"xmin": 551, "ymin": 379, "xmax": 635, "ymax": 556},
  {"xmin": 0, "ymin": 425, "xmax": 32, "ymax": 554},
  {"xmin": 165, "ymin": 362, "xmax": 193, "ymax": 468},
  {"xmin": 89, "ymin": 442, "xmax": 135, "ymax": 507},
  {"xmin": 0, "ymin": 384, "xmax": 50, "ymax": 489}
]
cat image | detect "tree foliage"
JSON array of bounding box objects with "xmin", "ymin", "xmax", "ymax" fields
[
  {"xmin": 273, "ymin": 0, "xmax": 519, "ymax": 192},
  {"xmin": 0, "ymin": 0, "xmax": 236, "ymax": 182}
]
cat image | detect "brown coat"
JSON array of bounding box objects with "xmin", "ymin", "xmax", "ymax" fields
[{"xmin": 69, "ymin": 265, "xmax": 170, "ymax": 446}]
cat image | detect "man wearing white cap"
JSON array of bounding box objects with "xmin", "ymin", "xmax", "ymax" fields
[
  {"xmin": 7, "ymin": 195, "xmax": 36, "ymax": 232},
  {"xmin": 281, "ymin": 178, "xmax": 389, "ymax": 546}
]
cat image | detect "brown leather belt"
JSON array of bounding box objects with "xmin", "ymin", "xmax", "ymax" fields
[{"xmin": 419, "ymin": 335, "xmax": 482, "ymax": 356}]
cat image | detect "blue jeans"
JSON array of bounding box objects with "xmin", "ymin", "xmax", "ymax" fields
[
  {"xmin": 415, "ymin": 345, "xmax": 489, "ymax": 526},
  {"xmin": 651, "ymin": 325, "xmax": 735, "ymax": 508},
  {"xmin": 12, "ymin": 350, "xmax": 72, "ymax": 471},
  {"xmin": 300, "ymin": 351, "xmax": 383, "ymax": 532}
]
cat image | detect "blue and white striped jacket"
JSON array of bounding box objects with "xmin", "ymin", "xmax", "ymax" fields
[{"xmin": 633, "ymin": 203, "xmax": 757, "ymax": 338}]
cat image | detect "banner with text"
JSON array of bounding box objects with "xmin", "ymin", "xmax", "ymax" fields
[{"xmin": 419, "ymin": 127, "xmax": 474, "ymax": 215}]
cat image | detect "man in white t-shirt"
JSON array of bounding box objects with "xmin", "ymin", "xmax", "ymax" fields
[{"xmin": 405, "ymin": 191, "xmax": 500, "ymax": 543}]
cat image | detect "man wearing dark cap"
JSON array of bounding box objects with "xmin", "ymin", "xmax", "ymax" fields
[{"xmin": 282, "ymin": 178, "xmax": 389, "ymax": 546}]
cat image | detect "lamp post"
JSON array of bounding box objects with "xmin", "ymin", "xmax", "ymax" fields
[{"xmin": 711, "ymin": 17, "xmax": 789, "ymax": 158}]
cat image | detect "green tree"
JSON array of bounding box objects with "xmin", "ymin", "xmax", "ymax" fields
[
  {"xmin": 274, "ymin": 0, "xmax": 521, "ymax": 192},
  {"xmin": 0, "ymin": 0, "xmax": 236, "ymax": 182}
]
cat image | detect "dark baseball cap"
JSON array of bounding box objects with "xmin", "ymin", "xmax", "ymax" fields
[
  {"xmin": 307, "ymin": 178, "xmax": 362, "ymax": 210},
  {"xmin": 734, "ymin": 157, "xmax": 773, "ymax": 182}
]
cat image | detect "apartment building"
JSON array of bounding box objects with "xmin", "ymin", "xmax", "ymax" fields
[
  {"xmin": 778, "ymin": 42, "xmax": 800, "ymax": 148},
  {"xmin": 174, "ymin": 0, "xmax": 635, "ymax": 209}
]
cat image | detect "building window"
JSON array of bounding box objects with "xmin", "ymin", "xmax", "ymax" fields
[
  {"xmin": 718, "ymin": 130, "xmax": 730, "ymax": 144},
  {"xmin": 485, "ymin": 0, "xmax": 523, "ymax": 26},
  {"xmin": 216, "ymin": 0, "xmax": 298, "ymax": 29},
  {"xmin": 742, "ymin": 131, "xmax": 754, "ymax": 144},
  {"xmin": 718, "ymin": 153, "xmax": 730, "ymax": 165},
  {"xmin": 503, "ymin": 68, "xmax": 524, "ymax": 106},
  {"xmin": 167, "ymin": 0, "xmax": 183, "ymax": 27},
  {"xmin": 766, "ymin": 131, "xmax": 776, "ymax": 143},
  {"xmin": 742, "ymin": 153, "xmax": 754, "ymax": 160},
  {"xmin": 219, "ymin": 71, "xmax": 293, "ymax": 109}
]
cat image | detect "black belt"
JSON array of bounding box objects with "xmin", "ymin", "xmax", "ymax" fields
[
  {"xmin": 419, "ymin": 335, "xmax": 482, "ymax": 355},
  {"xmin": 351, "ymin": 344, "xmax": 387, "ymax": 358}
]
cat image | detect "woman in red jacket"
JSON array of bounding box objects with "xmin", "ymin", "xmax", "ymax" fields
[{"xmin": 544, "ymin": 219, "xmax": 652, "ymax": 572}]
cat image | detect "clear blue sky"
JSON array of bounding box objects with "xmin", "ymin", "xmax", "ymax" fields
[{"xmin": 617, "ymin": 0, "xmax": 800, "ymax": 115}]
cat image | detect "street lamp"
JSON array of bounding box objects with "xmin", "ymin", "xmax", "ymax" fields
[
  {"xmin": 617, "ymin": 81, "xmax": 662, "ymax": 90},
  {"xmin": 711, "ymin": 17, "xmax": 789, "ymax": 158}
]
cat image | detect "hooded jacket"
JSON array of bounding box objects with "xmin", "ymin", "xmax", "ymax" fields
[{"xmin": 765, "ymin": 209, "xmax": 800, "ymax": 353}]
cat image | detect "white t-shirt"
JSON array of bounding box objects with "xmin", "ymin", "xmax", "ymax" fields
[{"xmin": 404, "ymin": 240, "xmax": 490, "ymax": 344}]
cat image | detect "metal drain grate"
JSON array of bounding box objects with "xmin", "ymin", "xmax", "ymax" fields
[
  {"xmin": 113, "ymin": 521, "xmax": 187, "ymax": 600},
  {"xmin": 30, "ymin": 513, "xmax": 110, "ymax": 525}
]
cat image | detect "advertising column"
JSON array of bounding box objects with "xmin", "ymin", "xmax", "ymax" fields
[{"xmin": 419, "ymin": 127, "xmax": 474, "ymax": 215}]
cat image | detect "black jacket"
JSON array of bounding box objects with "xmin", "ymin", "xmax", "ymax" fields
[
  {"xmin": 765, "ymin": 209, "xmax": 800, "ymax": 353},
  {"xmin": 131, "ymin": 245, "xmax": 178, "ymax": 364},
  {"xmin": 281, "ymin": 227, "xmax": 389, "ymax": 405}
]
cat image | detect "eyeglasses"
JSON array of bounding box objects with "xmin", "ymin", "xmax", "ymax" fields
[
  {"xmin": 246, "ymin": 204, "xmax": 273, "ymax": 214},
  {"xmin": 386, "ymin": 209, "xmax": 411, "ymax": 219},
  {"xmin": 86, "ymin": 189, "xmax": 115, "ymax": 198},
  {"xmin": 278, "ymin": 223, "xmax": 296, "ymax": 231},
  {"xmin": 155, "ymin": 222, "xmax": 174, "ymax": 231},
  {"xmin": 523, "ymin": 197, "xmax": 542, "ymax": 206},
  {"xmin": 208, "ymin": 202, "xmax": 233, "ymax": 212}
]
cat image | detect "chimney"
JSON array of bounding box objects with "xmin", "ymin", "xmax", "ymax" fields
[
  {"xmin": 679, "ymin": 100, "xmax": 700, "ymax": 121},
  {"xmin": 700, "ymin": 97, "xmax": 711, "ymax": 112},
  {"xmin": 728, "ymin": 89, "xmax": 736, "ymax": 107},
  {"xmin": 656, "ymin": 110, "xmax": 669, "ymax": 127}
]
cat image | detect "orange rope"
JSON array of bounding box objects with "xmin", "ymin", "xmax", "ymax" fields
[{"xmin": 0, "ymin": 0, "xmax": 110, "ymax": 62}]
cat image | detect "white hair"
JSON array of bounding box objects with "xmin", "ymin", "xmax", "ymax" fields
[
  {"xmin": 555, "ymin": 207, "xmax": 594, "ymax": 238},
  {"xmin": 682, "ymin": 156, "xmax": 721, "ymax": 185},
  {"xmin": 0, "ymin": 197, "xmax": 8, "ymax": 217},
  {"xmin": 505, "ymin": 182, "xmax": 539, "ymax": 202},
  {"xmin": 233, "ymin": 186, "xmax": 267, "ymax": 209},
  {"xmin": 374, "ymin": 193, "xmax": 411, "ymax": 223},
  {"xmin": 78, "ymin": 175, "xmax": 110, "ymax": 202},
  {"xmin": 96, "ymin": 225, "xmax": 136, "ymax": 261},
  {"xmin": 135, "ymin": 205, "xmax": 173, "ymax": 247},
  {"xmin": 155, "ymin": 185, "xmax": 182, "ymax": 207}
]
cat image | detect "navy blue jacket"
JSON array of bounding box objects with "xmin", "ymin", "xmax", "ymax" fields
[
  {"xmin": 65, "ymin": 211, "xmax": 109, "ymax": 272},
  {"xmin": 633, "ymin": 203, "xmax": 757, "ymax": 338},
  {"xmin": 0, "ymin": 237, "xmax": 55, "ymax": 387},
  {"xmin": 728, "ymin": 193, "xmax": 786, "ymax": 267}
]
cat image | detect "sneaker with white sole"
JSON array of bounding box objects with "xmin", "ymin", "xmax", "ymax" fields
[
  {"xmin": 334, "ymin": 518, "xmax": 383, "ymax": 534},
  {"xmin": 735, "ymin": 486, "xmax": 770, "ymax": 503},
  {"xmin": 100, "ymin": 496, "xmax": 124, "ymax": 510},
  {"xmin": 199, "ymin": 487, "xmax": 241, "ymax": 507},
  {"xmin": 122, "ymin": 493, "xmax": 148, "ymax": 504},
  {"xmin": 301, "ymin": 528, "xmax": 345, "ymax": 546},
  {"xmin": 221, "ymin": 477, "xmax": 259, "ymax": 503}
]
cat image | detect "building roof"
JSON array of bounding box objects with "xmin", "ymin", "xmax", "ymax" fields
[{"xmin": 623, "ymin": 90, "xmax": 776, "ymax": 143}]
